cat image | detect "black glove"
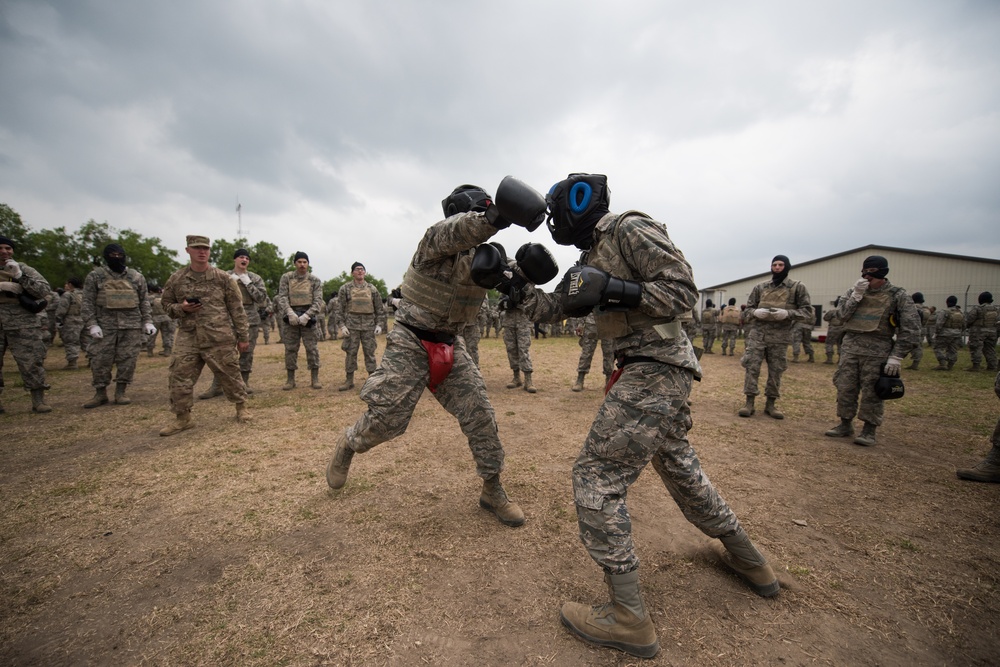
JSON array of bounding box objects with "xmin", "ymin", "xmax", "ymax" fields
[
  {"xmin": 485, "ymin": 176, "xmax": 546, "ymax": 231},
  {"xmin": 561, "ymin": 266, "xmax": 642, "ymax": 313},
  {"xmin": 514, "ymin": 243, "xmax": 559, "ymax": 285},
  {"xmin": 471, "ymin": 242, "xmax": 512, "ymax": 290},
  {"xmin": 390, "ymin": 287, "xmax": 403, "ymax": 299}
]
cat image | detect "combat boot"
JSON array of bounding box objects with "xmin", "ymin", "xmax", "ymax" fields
[
  {"xmin": 83, "ymin": 386, "xmax": 109, "ymax": 409},
  {"xmin": 825, "ymin": 418, "xmax": 855, "ymax": 438},
  {"xmin": 283, "ymin": 370, "xmax": 296, "ymax": 391},
  {"xmin": 64, "ymin": 358, "xmax": 78, "ymax": 370},
  {"xmin": 337, "ymin": 372, "xmax": 354, "ymax": 392},
  {"xmin": 947, "ymin": 360, "xmax": 955, "ymax": 370},
  {"xmin": 807, "ymin": 352, "xmax": 815, "ymax": 363},
  {"xmin": 764, "ymin": 397, "xmax": 784, "ymax": 420},
  {"xmin": 235, "ymin": 402, "xmax": 252, "ymax": 422},
  {"xmin": 523, "ymin": 372, "xmax": 536, "ymax": 394},
  {"xmin": 114, "ymin": 382, "xmax": 131, "ymax": 405},
  {"xmin": 157, "ymin": 348, "xmax": 171, "ymax": 357},
  {"xmin": 159, "ymin": 411, "xmax": 193, "ymax": 437},
  {"xmin": 147, "ymin": 347, "xmax": 154, "ymax": 357},
  {"xmin": 326, "ymin": 434, "xmax": 354, "ymax": 489},
  {"xmin": 30, "ymin": 389, "xmax": 53, "ymax": 413},
  {"xmin": 572, "ymin": 372, "xmax": 586, "ymax": 392},
  {"xmin": 719, "ymin": 531, "xmax": 781, "ymax": 597},
  {"xmin": 506, "ymin": 370, "xmax": 522, "ymax": 389},
  {"xmin": 738, "ymin": 395, "xmax": 755, "ymax": 418},
  {"xmin": 792, "ymin": 353, "xmax": 799, "ymax": 363},
  {"xmin": 956, "ymin": 445, "xmax": 1000, "ymax": 483},
  {"xmin": 241, "ymin": 370, "xmax": 253, "ymax": 395},
  {"xmin": 824, "ymin": 354, "xmax": 834, "ymax": 365},
  {"xmin": 907, "ymin": 360, "xmax": 920, "ymax": 370},
  {"xmin": 311, "ymin": 368, "xmax": 323, "ymax": 389},
  {"xmin": 853, "ymin": 422, "xmax": 878, "ymax": 446},
  {"xmin": 479, "ymin": 475, "xmax": 525, "ymax": 527},
  {"xmin": 198, "ymin": 377, "xmax": 223, "ymax": 399},
  {"xmin": 966, "ymin": 363, "xmax": 981, "ymax": 372},
  {"xmin": 933, "ymin": 363, "xmax": 949, "ymax": 371},
  {"xmin": 560, "ymin": 570, "xmax": 658, "ymax": 659}
]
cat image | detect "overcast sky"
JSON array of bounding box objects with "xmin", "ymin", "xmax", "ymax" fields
[{"xmin": 2, "ymin": 1, "xmax": 998, "ymax": 290}]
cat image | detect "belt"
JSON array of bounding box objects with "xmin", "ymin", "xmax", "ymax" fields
[{"xmin": 398, "ymin": 321, "xmax": 456, "ymax": 345}]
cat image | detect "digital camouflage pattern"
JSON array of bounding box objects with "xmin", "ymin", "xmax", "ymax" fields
[
  {"xmin": 501, "ymin": 302, "xmax": 533, "ymax": 373},
  {"xmin": 700, "ymin": 306, "xmax": 718, "ymax": 352},
  {"xmin": 146, "ymin": 292, "xmax": 176, "ymax": 354},
  {"xmin": 933, "ymin": 306, "xmax": 964, "ymax": 368},
  {"xmin": 0, "ymin": 261, "xmax": 51, "ymax": 393},
  {"xmin": 56, "ymin": 289, "xmax": 85, "ymax": 362},
  {"xmin": 228, "ymin": 270, "xmax": 269, "ymax": 373},
  {"xmin": 81, "ymin": 265, "xmax": 153, "ymax": 388},
  {"xmin": 462, "ymin": 319, "xmax": 482, "ymax": 367},
  {"xmin": 965, "ymin": 303, "xmax": 999, "ymax": 370},
  {"xmin": 791, "ymin": 320, "xmax": 814, "ymax": 359},
  {"xmin": 277, "ymin": 271, "xmax": 324, "ymax": 371},
  {"xmin": 577, "ymin": 312, "xmax": 613, "ymax": 377},
  {"xmin": 741, "ymin": 278, "xmax": 813, "ymax": 398}
]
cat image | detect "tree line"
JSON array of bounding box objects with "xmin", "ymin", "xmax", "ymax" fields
[{"xmin": 0, "ymin": 203, "xmax": 386, "ymax": 302}]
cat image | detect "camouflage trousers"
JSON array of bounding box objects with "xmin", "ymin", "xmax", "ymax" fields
[
  {"xmin": 741, "ymin": 330, "xmax": 788, "ymax": 398},
  {"xmin": 503, "ymin": 321, "xmax": 533, "ymax": 372},
  {"xmin": 343, "ymin": 325, "xmax": 505, "ymax": 479},
  {"xmin": 922, "ymin": 325, "xmax": 935, "ymax": 347},
  {"xmin": 60, "ymin": 321, "xmax": 84, "ymax": 361},
  {"xmin": 147, "ymin": 320, "xmax": 175, "ymax": 353},
  {"xmin": 833, "ymin": 352, "xmax": 887, "ymax": 426},
  {"xmin": 933, "ymin": 333, "xmax": 961, "ymax": 367},
  {"xmin": 577, "ymin": 334, "xmax": 614, "ymax": 376},
  {"xmin": 284, "ymin": 323, "xmax": 321, "ymax": 371},
  {"xmin": 720, "ymin": 325, "xmax": 738, "ymax": 354},
  {"xmin": 89, "ymin": 328, "xmax": 145, "ymax": 388},
  {"xmin": 968, "ymin": 327, "xmax": 998, "ymax": 369},
  {"xmin": 462, "ymin": 323, "xmax": 481, "ymax": 367},
  {"xmin": 168, "ymin": 344, "xmax": 246, "ymax": 414},
  {"xmin": 701, "ymin": 326, "xmax": 716, "ymax": 352},
  {"xmin": 0, "ymin": 324, "xmax": 47, "ymax": 392},
  {"xmin": 573, "ymin": 362, "xmax": 742, "ymax": 574},
  {"xmin": 262, "ymin": 320, "xmax": 271, "ymax": 344},
  {"xmin": 825, "ymin": 326, "xmax": 844, "ymax": 360},
  {"xmin": 344, "ymin": 327, "xmax": 377, "ymax": 373},
  {"xmin": 791, "ymin": 328, "xmax": 814, "ymax": 357},
  {"xmin": 239, "ymin": 324, "xmax": 260, "ymax": 373}
]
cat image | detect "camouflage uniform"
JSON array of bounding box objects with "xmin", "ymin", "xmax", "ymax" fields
[
  {"xmin": 55, "ymin": 288, "xmax": 85, "ymax": 365},
  {"xmin": 0, "ymin": 261, "xmax": 52, "ymax": 405},
  {"xmin": 162, "ymin": 264, "xmax": 249, "ymax": 414},
  {"xmin": 338, "ymin": 280, "xmax": 386, "ymax": 375},
  {"xmin": 741, "ymin": 278, "xmax": 813, "ymax": 400},
  {"xmin": 491, "ymin": 306, "xmax": 502, "ymax": 337},
  {"xmin": 317, "ymin": 299, "xmax": 329, "ymax": 340},
  {"xmin": 462, "ymin": 297, "xmax": 487, "ymax": 366},
  {"xmin": 719, "ymin": 305, "xmax": 741, "ymax": 355},
  {"xmin": 227, "ymin": 269, "xmax": 269, "ymax": 374},
  {"xmin": 261, "ymin": 300, "xmax": 274, "ymax": 344},
  {"xmin": 326, "ymin": 295, "xmax": 341, "ymax": 340},
  {"xmin": 933, "ymin": 306, "xmax": 964, "ymax": 370},
  {"xmin": 790, "ymin": 319, "xmax": 815, "ymax": 362},
  {"xmin": 277, "ymin": 270, "xmax": 324, "ymax": 373},
  {"xmin": 922, "ymin": 309, "xmax": 936, "ymax": 347},
  {"xmin": 908, "ymin": 303, "xmax": 931, "ymax": 368},
  {"xmin": 43, "ymin": 297, "xmax": 59, "ymax": 348},
  {"xmin": 477, "ymin": 298, "xmax": 491, "ymax": 338},
  {"xmin": 822, "ymin": 309, "xmax": 845, "ymax": 364},
  {"xmin": 700, "ymin": 306, "xmax": 718, "ymax": 353},
  {"xmin": 521, "ymin": 210, "xmax": 755, "ymax": 575},
  {"xmin": 81, "ymin": 265, "xmax": 152, "ymax": 391},
  {"xmin": 576, "ymin": 312, "xmax": 614, "ymax": 378},
  {"xmin": 830, "ymin": 281, "xmax": 920, "ymax": 429},
  {"xmin": 147, "ymin": 291, "xmax": 176, "ymax": 355},
  {"xmin": 965, "ymin": 303, "xmax": 999, "ymax": 371},
  {"xmin": 501, "ymin": 300, "xmax": 534, "ymax": 375}
]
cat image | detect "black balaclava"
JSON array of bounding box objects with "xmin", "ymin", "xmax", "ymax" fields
[
  {"xmin": 706, "ymin": 299, "xmax": 714, "ymax": 308},
  {"xmin": 946, "ymin": 296, "xmax": 958, "ymax": 307},
  {"xmin": 979, "ymin": 291, "xmax": 993, "ymax": 304},
  {"xmin": 728, "ymin": 297, "xmax": 736, "ymax": 306},
  {"xmin": 912, "ymin": 292, "xmax": 924, "ymax": 304},
  {"xmin": 862, "ymin": 255, "xmax": 889, "ymax": 279},
  {"xmin": 103, "ymin": 243, "xmax": 127, "ymax": 273},
  {"xmin": 771, "ymin": 255, "xmax": 790, "ymax": 285}
]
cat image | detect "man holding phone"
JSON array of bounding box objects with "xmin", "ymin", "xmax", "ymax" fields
[{"xmin": 158, "ymin": 235, "xmax": 251, "ymax": 436}]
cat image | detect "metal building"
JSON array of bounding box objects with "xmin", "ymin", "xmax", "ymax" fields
[{"xmin": 700, "ymin": 244, "xmax": 1000, "ymax": 332}]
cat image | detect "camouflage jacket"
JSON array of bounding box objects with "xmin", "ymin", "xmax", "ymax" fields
[
  {"xmin": 81, "ymin": 266, "xmax": 152, "ymax": 331},
  {"xmin": 55, "ymin": 290, "xmax": 84, "ymax": 328},
  {"xmin": 0, "ymin": 262, "xmax": 52, "ymax": 330},
  {"xmin": 744, "ymin": 277, "xmax": 813, "ymax": 344},
  {"xmin": 834, "ymin": 280, "xmax": 921, "ymax": 359},
  {"xmin": 521, "ymin": 210, "xmax": 702, "ymax": 377},
  {"xmin": 338, "ymin": 280, "xmax": 387, "ymax": 330},
  {"xmin": 227, "ymin": 270, "xmax": 269, "ymax": 326},
  {"xmin": 162, "ymin": 265, "xmax": 249, "ymax": 349},
  {"xmin": 276, "ymin": 271, "xmax": 323, "ymax": 320},
  {"xmin": 965, "ymin": 303, "xmax": 999, "ymax": 331},
  {"xmin": 935, "ymin": 306, "xmax": 964, "ymax": 336}
]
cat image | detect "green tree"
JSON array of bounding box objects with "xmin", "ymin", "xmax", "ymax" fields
[
  {"xmin": 0, "ymin": 203, "xmax": 32, "ymax": 251},
  {"xmin": 210, "ymin": 238, "xmax": 287, "ymax": 295},
  {"xmin": 24, "ymin": 226, "xmax": 91, "ymax": 287},
  {"xmin": 322, "ymin": 272, "xmax": 387, "ymax": 302},
  {"xmin": 117, "ymin": 229, "xmax": 181, "ymax": 288}
]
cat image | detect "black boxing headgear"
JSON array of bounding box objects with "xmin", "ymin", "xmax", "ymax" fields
[
  {"xmin": 103, "ymin": 243, "xmax": 127, "ymax": 273},
  {"xmin": 862, "ymin": 255, "xmax": 889, "ymax": 280},
  {"xmin": 442, "ymin": 185, "xmax": 492, "ymax": 217},
  {"xmin": 771, "ymin": 255, "xmax": 790, "ymax": 285},
  {"xmin": 979, "ymin": 291, "xmax": 993, "ymax": 304},
  {"xmin": 545, "ymin": 173, "xmax": 610, "ymax": 250},
  {"xmin": 912, "ymin": 292, "xmax": 924, "ymax": 304},
  {"xmin": 234, "ymin": 248, "xmax": 250, "ymax": 260},
  {"xmin": 294, "ymin": 251, "xmax": 309, "ymax": 263},
  {"xmin": 946, "ymin": 295, "xmax": 958, "ymax": 307}
]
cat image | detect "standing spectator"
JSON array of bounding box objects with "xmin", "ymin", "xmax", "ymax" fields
[
  {"xmin": 159, "ymin": 235, "xmax": 251, "ymax": 435},
  {"xmin": 823, "ymin": 256, "xmax": 920, "ymax": 446},
  {"xmin": 932, "ymin": 296, "xmax": 964, "ymax": 371},
  {"xmin": 80, "ymin": 243, "xmax": 155, "ymax": 408},
  {"xmin": 55, "ymin": 277, "xmax": 85, "ymax": 369},
  {"xmin": 700, "ymin": 299, "xmax": 719, "ymax": 353},
  {"xmin": 790, "ymin": 315, "xmax": 815, "ymax": 363},
  {"xmin": 146, "ymin": 285, "xmax": 176, "ymax": 357},
  {"xmin": 277, "ymin": 252, "xmax": 324, "ymax": 390},
  {"xmin": 0, "ymin": 235, "xmax": 54, "ymax": 413},
  {"xmin": 823, "ymin": 297, "xmax": 846, "ymax": 365},
  {"xmin": 738, "ymin": 256, "xmax": 813, "ymax": 419},
  {"xmin": 907, "ymin": 292, "xmax": 931, "ymax": 369},
  {"xmin": 965, "ymin": 292, "xmax": 999, "ymax": 372},
  {"xmin": 337, "ymin": 262, "xmax": 386, "ymax": 391},
  {"xmin": 501, "ymin": 295, "xmax": 536, "ymax": 393},
  {"xmin": 719, "ymin": 298, "xmax": 740, "ymax": 356},
  {"xmin": 572, "ymin": 312, "xmax": 613, "ymax": 392}
]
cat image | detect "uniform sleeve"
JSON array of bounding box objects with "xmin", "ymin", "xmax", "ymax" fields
[
  {"xmin": 161, "ymin": 272, "xmax": 184, "ymax": 319},
  {"xmin": 790, "ymin": 282, "xmax": 814, "ymax": 323},
  {"xmin": 309, "ymin": 276, "xmax": 323, "ymax": 316},
  {"xmin": 372, "ymin": 284, "xmax": 387, "ymax": 328},
  {"xmin": 411, "ymin": 212, "xmax": 498, "ymax": 269},
  {"xmin": 224, "ymin": 274, "xmax": 250, "ymax": 342},
  {"xmin": 617, "ymin": 217, "xmax": 699, "ymax": 320},
  {"xmin": 890, "ymin": 291, "xmax": 921, "ymax": 358},
  {"xmin": 81, "ymin": 272, "xmax": 99, "ymax": 328},
  {"xmin": 136, "ymin": 272, "xmax": 152, "ymax": 324},
  {"xmin": 19, "ymin": 265, "xmax": 51, "ymax": 301},
  {"xmin": 276, "ymin": 274, "xmax": 290, "ymax": 314},
  {"xmin": 249, "ymin": 274, "xmax": 269, "ymax": 307},
  {"xmin": 744, "ymin": 284, "xmax": 762, "ymax": 322}
]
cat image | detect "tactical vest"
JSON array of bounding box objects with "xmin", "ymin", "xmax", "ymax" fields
[
  {"xmin": 238, "ymin": 280, "xmax": 253, "ymax": 306},
  {"xmin": 288, "ymin": 276, "xmax": 313, "ymax": 307},
  {"xmin": 66, "ymin": 291, "xmax": 82, "ymax": 317},
  {"xmin": 702, "ymin": 309, "xmax": 716, "ymax": 325},
  {"xmin": 95, "ymin": 268, "xmax": 139, "ymax": 309},
  {"xmin": 588, "ymin": 211, "xmax": 677, "ymax": 340},
  {"xmin": 843, "ymin": 286, "xmax": 900, "ymax": 335},
  {"xmin": 150, "ymin": 295, "xmax": 165, "ymax": 318},
  {"xmin": 347, "ymin": 283, "xmax": 375, "ymax": 314},
  {"xmin": 721, "ymin": 306, "xmax": 741, "ymax": 325},
  {"xmin": 0, "ymin": 268, "xmax": 22, "ymax": 305},
  {"xmin": 916, "ymin": 305, "xmax": 930, "ymax": 326},
  {"xmin": 401, "ymin": 252, "xmax": 486, "ymax": 324},
  {"xmin": 973, "ymin": 304, "xmax": 999, "ymax": 328},
  {"xmin": 945, "ymin": 307, "xmax": 963, "ymax": 329},
  {"xmin": 758, "ymin": 280, "xmax": 800, "ymax": 310}
]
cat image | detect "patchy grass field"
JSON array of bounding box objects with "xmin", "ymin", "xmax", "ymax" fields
[{"xmin": 1, "ymin": 330, "xmax": 998, "ymax": 666}]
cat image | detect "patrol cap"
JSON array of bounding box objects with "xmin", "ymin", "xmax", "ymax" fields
[{"xmin": 186, "ymin": 235, "xmax": 211, "ymax": 248}]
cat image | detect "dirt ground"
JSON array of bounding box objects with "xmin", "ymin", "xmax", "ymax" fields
[{"xmin": 1, "ymin": 328, "xmax": 998, "ymax": 666}]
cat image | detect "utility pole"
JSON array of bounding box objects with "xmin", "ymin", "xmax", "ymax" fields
[{"xmin": 236, "ymin": 198, "xmax": 244, "ymax": 239}]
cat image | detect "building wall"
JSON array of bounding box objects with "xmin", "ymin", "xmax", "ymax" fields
[{"xmin": 700, "ymin": 247, "xmax": 1000, "ymax": 331}]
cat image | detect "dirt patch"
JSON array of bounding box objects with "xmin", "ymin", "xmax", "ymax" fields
[{"xmin": 1, "ymin": 333, "xmax": 998, "ymax": 665}]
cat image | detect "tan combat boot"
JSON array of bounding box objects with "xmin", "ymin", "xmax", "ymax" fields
[
  {"xmin": 506, "ymin": 370, "xmax": 522, "ymax": 389},
  {"xmin": 718, "ymin": 531, "xmax": 780, "ymax": 597},
  {"xmin": 825, "ymin": 419, "xmax": 855, "ymax": 438},
  {"xmin": 64, "ymin": 358, "xmax": 78, "ymax": 370},
  {"xmin": 198, "ymin": 377, "xmax": 223, "ymax": 399},
  {"xmin": 479, "ymin": 475, "xmax": 525, "ymax": 527},
  {"xmin": 311, "ymin": 368, "xmax": 323, "ymax": 389},
  {"xmin": 560, "ymin": 570, "xmax": 658, "ymax": 659},
  {"xmin": 114, "ymin": 382, "xmax": 131, "ymax": 405},
  {"xmin": 337, "ymin": 373, "xmax": 354, "ymax": 392},
  {"xmin": 326, "ymin": 434, "xmax": 355, "ymax": 489},
  {"xmin": 30, "ymin": 389, "xmax": 53, "ymax": 413},
  {"xmin": 738, "ymin": 395, "xmax": 755, "ymax": 418},
  {"xmin": 235, "ymin": 402, "xmax": 252, "ymax": 422},
  {"xmin": 853, "ymin": 422, "xmax": 877, "ymax": 446},
  {"xmin": 83, "ymin": 386, "xmax": 109, "ymax": 409},
  {"xmin": 283, "ymin": 370, "xmax": 296, "ymax": 391},
  {"xmin": 572, "ymin": 372, "xmax": 586, "ymax": 392},
  {"xmin": 523, "ymin": 372, "xmax": 536, "ymax": 394},
  {"xmin": 764, "ymin": 397, "xmax": 784, "ymax": 420},
  {"xmin": 956, "ymin": 445, "xmax": 1000, "ymax": 483},
  {"xmin": 159, "ymin": 412, "xmax": 193, "ymax": 437}
]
